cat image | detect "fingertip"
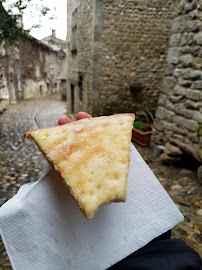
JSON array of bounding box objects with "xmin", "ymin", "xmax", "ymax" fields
[
  {"xmin": 77, "ymin": 112, "xmax": 92, "ymax": 120},
  {"xmin": 58, "ymin": 116, "xmax": 72, "ymax": 125}
]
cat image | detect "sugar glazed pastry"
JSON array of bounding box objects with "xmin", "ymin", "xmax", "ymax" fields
[{"xmin": 24, "ymin": 114, "xmax": 135, "ymax": 219}]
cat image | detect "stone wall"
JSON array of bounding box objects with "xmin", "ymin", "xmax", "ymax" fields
[
  {"xmin": 66, "ymin": 0, "xmax": 176, "ymax": 117},
  {"xmin": 0, "ymin": 43, "xmax": 9, "ymax": 112},
  {"xmin": 19, "ymin": 37, "xmax": 65, "ymax": 99},
  {"xmin": 1, "ymin": 36, "xmax": 66, "ymax": 104},
  {"xmin": 91, "ymin": 0, "xmax": 176, "ymax": 116},
  {"xmin": 66, "ymin": 0, "xmax": 94, "ymax": 114},
  {"xmin": 152, "ymin": 0, "xmax": 202, "ymax": 164}
]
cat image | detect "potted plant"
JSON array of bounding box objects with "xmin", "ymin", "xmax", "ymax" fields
[{"xmin": 132, "ymin": 121, "xmax": 152, "ymax": 147}]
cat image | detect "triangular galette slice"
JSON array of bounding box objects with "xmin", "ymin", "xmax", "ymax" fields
[{"xmin": 24, "ymin": 113, "xmax": 135, "ymax": 219}]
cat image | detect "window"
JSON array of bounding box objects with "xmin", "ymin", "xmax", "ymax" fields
[{"xmin": 71, "ymin": 8, "xmax": 78, "ymax": 54}]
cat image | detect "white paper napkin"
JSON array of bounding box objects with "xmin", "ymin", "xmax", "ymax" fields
[{"xmin": 0, "ymin": 144, "xmax": 184, "ymax": 270}]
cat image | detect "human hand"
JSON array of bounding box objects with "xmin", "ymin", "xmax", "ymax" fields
[{"xmin": 58, "ymin": 112, "xmax": 92, "ymax": 125}]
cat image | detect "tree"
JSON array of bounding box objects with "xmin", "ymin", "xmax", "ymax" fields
[{"xmin": 0, "ymin": 0, "xmax": 52, "ymax": 44}]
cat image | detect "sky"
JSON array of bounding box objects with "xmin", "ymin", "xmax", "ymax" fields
[{"xmin": 23, "ymin": 0, "xmax": 67, "ymax": 41}]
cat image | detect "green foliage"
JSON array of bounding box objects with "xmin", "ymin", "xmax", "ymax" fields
[
  {"xmin": 133, "ymin": 121, "xmax": 150, "ymax": 132},
  {"xmin": 0, "ymin": 1, "xmax": 54, "ymax": 45},
  {"xmin": 0, "ymin": 2, "xmax": 24, "ymax": 44},
  {"xmin": 197, "ymin": 123, "xmax": 202, "ymax": 138}
]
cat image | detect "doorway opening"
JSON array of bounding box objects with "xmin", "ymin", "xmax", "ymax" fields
[
  {"xmin": 78, "ymin": 75, "xmax": 83, "ymax": 102},
  {"xmin": 71, "ymin": 84, "xmax": 75, "ymax": 114}
]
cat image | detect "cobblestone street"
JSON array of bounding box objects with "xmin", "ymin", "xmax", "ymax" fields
[
  {"xmin": 0, "ymin": 95, "xmax": 67, "ymax": 269},
  {"xmin": 0, "ymin": 96, "xmax": 201, "ymax": 269}
]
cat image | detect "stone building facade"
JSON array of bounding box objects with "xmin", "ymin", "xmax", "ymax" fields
[
  {"xmin": 66, "ymin": 0, "xmax": 94, "ymax": 115},
  {"xmin": 41, "ymin": 30, "xmax": 67, "ymax": 51},
  {"xmin": 0, "ymin": 34, "xmax": 67, "ymax": 110},
  {"xmin": 41, "ymin": 30, "xmax": 68, "ymax": 100},
  {"xmin": 152, "ymin": 0, "xmax": 202, "ymax": 171},
  {"xmin": 0, "ymin": 43, "xmax": 9, "ymax": 112},
  {"xmin": 66, "ymin": 0, "xmax": 176, "ymax": 117}
]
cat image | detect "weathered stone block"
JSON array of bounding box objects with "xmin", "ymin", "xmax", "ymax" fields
[
  {"xmin": 169, "ymin": 34, "xmax": 182, "ymax": 47},
  {"xmin": 165, "ymin": 130, "xmax": 174, "ymax": 140},
  {"xmin": 190, "ymin": 46, "xmax": 201, "ymax": 56},
  {"xmin": 186, "ymin": 20, "xmax": 201, "ymax": 32},
  {"xmin": 190, "ymin": 70, "xmax": 202, "ymax": 80},
  {"xmin": 178, "ymin": 78, "xmax": 192, "ymax": 87},
  {"xmin": 172, "ymin": 124, "xmax": 188, "ymax": 135},
  {"xmin": 188, "ymin": 132, "xmax": 199, "ymax": 144},
  {"xmin": 174, "ymin": 115, "xmax": 196, "ymax": 131},
  {"xmin": 173, "ymin": 85, "xmax": 186, "ymax": 96},
  {"xmin": 154, "ymin": 120, "xmax": 164, "ymax": 132},
  {"xmin": 181, "ymin": 33, "xmax": 194, "ymax": 46},
  {"xmin": 186, "ymin": 89, "xmax": 201, "ymax": 100},
  {"xmin": 193, "ymin": 58, "xmax": 202, "ymax": 69},
  {"xmin": 185, "ymin": 100, "xmax": 202, "ymax": 110},
  {"xmin": 172, "ymin": 16, "xmax": 186, "ymax": 33},
  {"xmin": 184, "ymin": 119, "xmax": 198, "ymax": 131},
  {"xmin": 180, "ymin": 107, "xmax": 194, "ymax": 119},
  {"xmin": 197, "ymin": 166, "xmax": 202, "ymax": 184},
  {"xmin": 169, "ymin": 95, "xmax": 184, "ymax": 103},
  {"xmin": 180, "ymin": 54, "xmax": 193, "ymax": 67},
  {"xmin": 162, "ymin": 121, "xmax": 175, "ymax": 131},
  {"xmin": 184, "ymin": 0, "xmax": 198, "ymax": 12},
  {"xmin": 164, "ymin": 64, "xmax": 175, "ymax": 76},
  {"xmin": 182, "ymin": 68, "xmax": 191, "ymax": 79},
  {"xmin": 193, "ymin": 80, "xmax": 202, "ymax": 89},
  {"xmin": 172, "ymin": 134, "xmax": 185, "ymax": 142},
  {"xmin": 151, "ymin": 129, "xmax": 163, "ymax": 145},
  {"xmin": 156, "ymin": 106, "xmax": 175, "ymax": 121},
  {"xmin": 164, "ymin": 142, "xmax": 183, "ymax": 156},
  {"xmin": 158, "ymin": 94, "xmax": 168, "ymax": 105},
  {"xmin": 175, "ymin": 103, "xmax": 193, "ymax": 119},
  {"xmin": 180, "ymin": 46, "xmax": 191, "ymax": 54},
  {"xmin": 189, "ymin": 9, "xmax": 199, "ymax": 19},
  {"xmin": 167, "ymin": 48, "xmax": 180, "ymax": 64},
  {"xmin": 199, "ymin": 48, "xmax": 202, "ymax": 58},
  {"xmin": 173, "ymin": 68, "xmax": 182, "ymax": 78},
  {"xmin": 194, "ymin": 32, "xmax": 202, "ymax": 45},
  {"xmin": 193, "ymin": 111, "xmax": 202, "ymax": 123},
  {"xmin": 161, "ymin": 77, "xmax": 176, "ymax": 95},
  {"xmin": 165, "ymin": 99, "xmax": 175, "ymax": 111}
]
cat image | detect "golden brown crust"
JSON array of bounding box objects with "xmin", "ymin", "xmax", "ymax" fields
[
  {"xmin": 24, "ymin": 113, "xmax": 135, "ymax": 219},
  {"xmin": 24, "ymin": 113, "xmax": 135, "ymax": 138}
]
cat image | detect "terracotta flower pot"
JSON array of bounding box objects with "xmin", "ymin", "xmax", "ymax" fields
[{"xmin": 132, "ymin": 124, "xmax": 152, "ymax": 147}]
